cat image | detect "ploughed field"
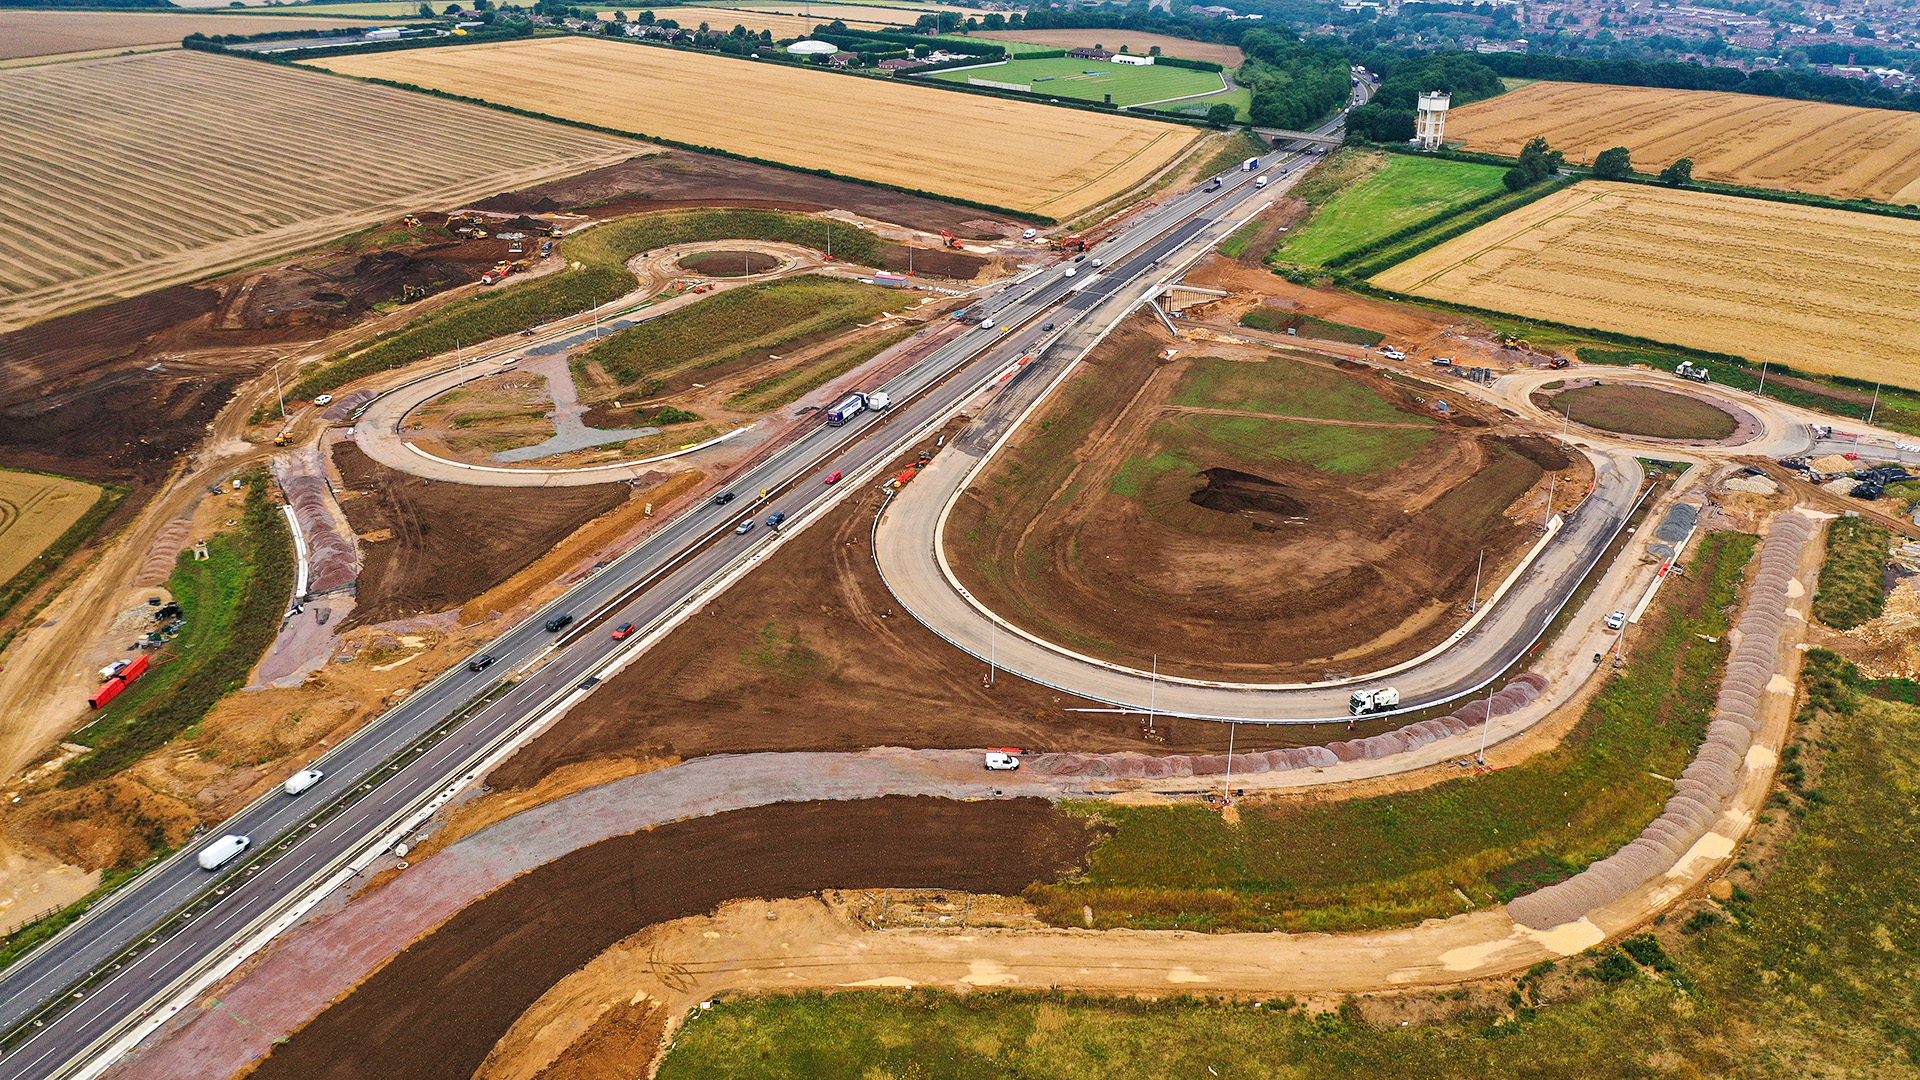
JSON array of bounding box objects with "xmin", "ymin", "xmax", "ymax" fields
[
  {"xmin": 1445, "ymin": 81, "xmax": 1920, "ymax": 204},
  {"xmin": 0, "ymin": 50, "xmax": 639, "ymax": 333},
  {"xmin": 308, "ymin": 37, "xmax": 1203, "ymax": 219},
  {"xmin": 944, "ymin": 320, "xmax": 1566, "ymax": 681},
  {"xmin": 1371, "ymin": 182, "xmax": 1920, "ymax": 382}
]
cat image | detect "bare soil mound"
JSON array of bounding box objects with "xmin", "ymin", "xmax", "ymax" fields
[
  {"xmin": 1496, "ymin": 433, "xmax": 1575, "ymax": 471},
  {"xmin": 877, "ymin": 244, "xmax": 991, "ymax": 279},
  {"xmin": 471, "ymin": 149, "xmax": 1015, "ymax": 238},
  {"xmin": 246, "ymin": 797, "xmax": 1097, "ymax": 1080},
  {"xmin": 1190, "ymin": 467, "xmax": 1309, "ymax": 526},
  {"xmin": 1548, "ymin": 384, "xmax": 1738, "ymax": 441},
  {"xmin": 945, "ymin": 321, "xmax": 1556, "ymax": 680},
  {"xmin": 676, "ymin": 250, "xmax": 781, "ymax": 276},
  {"xmin": 331, "ymin": 443, "xmax": 628, "ymax": 628}
]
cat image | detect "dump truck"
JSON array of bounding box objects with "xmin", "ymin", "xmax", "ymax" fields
[
  {"xmin": 825, "ymin": 393, "xmax": 867, "ymax": 426},
  {"xmin": 1349, "ymin": 686, "xmax": 1400, "ymax": 715}
]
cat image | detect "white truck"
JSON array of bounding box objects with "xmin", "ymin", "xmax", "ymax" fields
[
  {"xmin": 197, "ymin": 834, "xmax": 251, "ymax": 870},
  {"xmin": 1255, "ymin": 175, "xmax": 1269, "ymax": 189},
  {"xmin": 1243, "ymin": 157, "xmax": 1260, "ymax": 171},
  {"xmin": 1675, "ymin": 361, "xmax": 1711, "ymax": 383},
  {"xmin": 1349, "ymin": 686, "xmax": 1400, "ymax": 716},
  {"xmin": 866, "ymin": 391, "xmax": 892, "ymax": 411}
]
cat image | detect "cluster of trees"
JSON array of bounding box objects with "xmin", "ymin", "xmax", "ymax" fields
[
  {"xmin": 1502, "ymin": 136, "xmax": 1562, "ymax": 190},
  {"xmin": 1345, "ymin": 51, "xmax": 1502, "ymax": 142},
  {"xmin": 910, "ymin": 9, "xmax": 1022, "ymax": 33},
  {"xmin": 1591, "ymin": 146, "xmax": 1694, "ymax": 186},
  {"xmin": 1238, "ymin": 29, "xmax": 1353, "ymax": 129}
]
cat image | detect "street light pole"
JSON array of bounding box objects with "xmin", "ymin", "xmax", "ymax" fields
[
  {"xmin": 988, "ymin": 618, "xmax": 996, "ymax": 687},
  {"xmin": 1868, "ymin": 383, "xmax": 1881, "ymax": 428},
  {"xmin": 1224, "ymin": 721, "xmax": 1235, "ymax": 803},
  {"xmin": 1147, "ymin": 653, "xmax": 1158, "ymax": 734},
  {"xmin": 273, "ymin": 361, "xmax": 286, "ymax": 420},
  {"xmin": 1757, "ymin": 361, "xmax": 1767, "ymax": 397},
  {"xmin": 1475, "ymin": 681, "xmax": 1498, "ymax": 766},
  {"xmin": 1542, "ymin": 471, "xmax": 1556, "ymax": 531},
  {"xmin": 1469, "ymin": 548, "xmax": 1485, "ymax": 612}
]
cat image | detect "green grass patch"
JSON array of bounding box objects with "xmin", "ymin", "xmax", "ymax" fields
[
  {"xmin": 1193, "ymin": 130, "xmax": 1268, "ymax": 181},
  {"xmin": 1170, "ymin": 355, "xmax": 1415, "ymax": 424},
  {"xmin": 64, "ymin": 472, "xmax": 294, "ymax": 786},
  {"xmin": 1275, "ymin": 153, "xmax": 1507, "ymax": 267},
  {"xmin": 1237, "ymin": 308, "xmax": 1385, "ymax": 347},
  {"xmin": 574, "ymin": 275, "xmax": 901, "ymax": 399},
  {"xmin": 1022, "ymin": 531, "xmax": 1753, "ymax": 934},
  {"xmin": 1546, "ymin": 384, "xmax": 1738, "ymax": 440},
  {"xmin": 1174, "ymin": 414, "xmax": 1432, "ymax": 478},
  {"xmin": 1215, "ymin": 216, "xmax": 1265, "ymax": 259},
  {"xmin": 1340, "ymin": 177, "xmax": 1577, "ymax": 280},
  {"xmin": 726, "ymin": 326, "xmax": 916, "ymax": 414},
  {"xmin": 291, "ymin": 210, "xmax": 881, "ymax": 401},
  {"xmin": 450, "ymin": 407, "xmax": 551, "ymax": 429},
  {"xmin": 1148, "ymin": 84, "xmax": 1253, "ymax": 122},
  {"xmin": 1812, "ymin": 516, "xmax": 1892, "ymax": 630},
  {"xmin": 653, "ymin": 651, "xmax": 1920, "ymax": 1078},
  {"xmin": 927, "ymin": 56, "xmax": 1226, "ymax": 108}
]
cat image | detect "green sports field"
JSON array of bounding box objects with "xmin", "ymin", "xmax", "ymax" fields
[
  {"xmin": 1273, "ymin": 152, "xmax": 1508, "ymax": 266},
  {"xmin": 928, "ymin": 56, "xmax": 1227, "ymax": 108}
]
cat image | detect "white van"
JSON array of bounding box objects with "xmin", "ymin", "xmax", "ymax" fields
[
  {"xmin": 197, "ymin": 834, "xmax": 251, "ymax": 871},
  {"xmin": 283, "ymin": 768, "xmax": 324, "ymax": 795},
  {"xmin": 1022, "ymin": 228, "xmax": 1038, "ymax": 240}
]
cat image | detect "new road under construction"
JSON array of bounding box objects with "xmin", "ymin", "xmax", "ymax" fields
[{"xmin": 0, "ymin": 127, "xmax": 1338, "ymax": 1080}]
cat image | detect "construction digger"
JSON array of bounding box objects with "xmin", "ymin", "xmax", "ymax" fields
[{"xmin": 939, "ymin": 231, "xmax": 964, "ymax": 249}]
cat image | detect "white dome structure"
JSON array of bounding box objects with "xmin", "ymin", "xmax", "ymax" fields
[{"xmin": 786, "ymin": 39, "xmax": 838, "ymax": 55}]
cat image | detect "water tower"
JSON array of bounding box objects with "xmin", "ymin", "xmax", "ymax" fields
[{"xmin": 1415, "ymin": 91, "xmax": 1451, "ymax": 150}]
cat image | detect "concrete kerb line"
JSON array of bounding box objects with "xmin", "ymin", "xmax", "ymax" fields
[{"xmin": 401, "ymin": 426, "xmax": 751, "ymax": 476}]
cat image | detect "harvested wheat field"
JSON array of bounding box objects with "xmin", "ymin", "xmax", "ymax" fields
[
  {"xmin": 1446, "ymin": 81, "xmax": 1920, "ymax": 204},
  {"xmin": 0, "ymin": 469, "xmax": 101, "ymax": 582},
  {"xmin": 588, "ymin": 6, "xmax": 913, "ymax": 33},
  {"xmin": 310, "ymin": 37, "xmax": 1201, "ymax": 219},
  {"xmin": 0, "ymin": 10, "xmax": 379, "ymax": 61},
  {"xmin": 1373, "ymin": 181, "xmax": 1920, "ymax": 380},
  {"xmin": 0, "ymin": 50, "xmax": 640, "ymax": 333}
]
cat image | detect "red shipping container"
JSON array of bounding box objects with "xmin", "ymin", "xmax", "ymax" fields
[
  {"xmin": 120, "ymin": 654, "xmax": 150, "ymax": 684},
  {"xmin": 89, "ymin": 678, "xmax": 126, "ymax": 710}
]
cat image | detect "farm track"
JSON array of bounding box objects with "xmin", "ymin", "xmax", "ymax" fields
[
  {"xmin": 0, "ymin": 50, "xmax": 641, "ymax": 331},
  {"xmin": 1372, "ymin": 181, "xmax": 1920, "ymax": 382},
  {"xmin": 309, "ymin": 36, "xmax": 1204, "ymax": 219},
  {"xmin": 1447, "ymin": 81, "xmax": 1920, "ymax": 203}
]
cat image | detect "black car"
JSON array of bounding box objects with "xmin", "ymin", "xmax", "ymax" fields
[
  {"xmin": 544, "ymin": 614, "xmax": 573, "ymax": 632},
  {"xmin": 712, "ymin": 491, "xmax": 736, "ymax": 506},
  {"xmin": 469, "ymin": 655, "xmax": 496, "ymax": 672}
]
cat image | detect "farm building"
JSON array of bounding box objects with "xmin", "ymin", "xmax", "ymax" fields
[
  {"xmin": 1111, "ymin": 53, "xmax": 1154, "ymax": 65},
  {"xmin": 878, "ymin": 57, "xmax": 918, "ymax": 70},
  {"xmin": 1066, "ymin": 47, "xmax": 1114, "ymax": 60}
]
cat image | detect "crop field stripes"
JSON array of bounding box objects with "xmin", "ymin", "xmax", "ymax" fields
[{"xmin": 0, "ymin": 50, "xmax": 640, "ymax": 331}]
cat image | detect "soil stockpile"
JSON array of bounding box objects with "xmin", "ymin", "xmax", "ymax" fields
[
  {"xmin": 330, "ymin": 443, "xmax": 629, "ymax": 628},
  {"xmin": 491, "ymin": 470, "xmax": 1362, "ymax": 791},
  {"xmin": 247, "ymin": 796, "xmax": 1098, "ymax": 1080},
  {"xmin": 675, "ymin": 250, "xmax": 781, "ymax": 277},
  {"xmin": 945, "ymin": 321, "xmax": 1555, "ymax": 681},
  {"xmin": 472, "ymin": 149, "xmax": 1015, "ymax": 239}
]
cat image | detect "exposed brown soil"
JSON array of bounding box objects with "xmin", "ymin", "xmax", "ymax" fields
[
  {"xmin": 330, "ymin": 443, "xmax": 630, "ymax": 628},
  {"xmin": 469, "ymin": 150, "xmax": 1016, "ymax": 238},
  {"xmin": 1546, "ymin": 383, "xmax": 1739, "ymax": 441},
  {"xmin": 491, "ymin": 458, "xmax": 1374, "ymax": 791},
  {"xmin": 944, "ymin": 320, "xmax": 1552, "ymax": 681},
  {"xmin": 675, "ymin": 250, "xmax": 781, "ymax": 277},
  {"xmin": 877, "ymin": 243, "xmax": 992, "ymax": 280},
  {"xmin": 245, "ymin": 797, "xmax": 1099, "ymax": 1080},
  {"xmin": 0, "ymin": 226, "xmax": 512, "ymax": 485}
]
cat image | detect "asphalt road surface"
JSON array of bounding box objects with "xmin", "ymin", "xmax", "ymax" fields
[{"xmin": 0, "ymin": 122, "xmax": 1332, "ymax": 1080}]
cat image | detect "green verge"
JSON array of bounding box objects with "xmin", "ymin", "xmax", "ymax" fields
[
  {"xmin": 1336, "ymin": 176, "xmax": 1578, "ymax": 280},
  {"xmin": 289, "ymin": 209, "xmax": 883, "ymax": 401},
  {"xmin": 0, "ymin": 480, "xmax": 125, "ymax": 633},
  {"xmin": 726, "ymin": 325, "xmax": 916, "ymax": 414},
  {"xmin": 657, "ymin": 642, "xmax": 1920, "ymax": 1080},
  {"xmin": 1023, "ymin": 531, "xmax": 1754, "ymax": 934},
  {"xmin": 572, "ymin": 274, "xmax": 902, "ymax": 400},
  {"xmin": 1273, "ymin": 153, "xmax": 1507, "ymax": 267},
  {"xmin": 1811, "ymin": 516, "xmax": 1892, "ymax": 630},
  {"xmin": 63, "ymin": 472, "xmax": 294, "ymax": 786}
]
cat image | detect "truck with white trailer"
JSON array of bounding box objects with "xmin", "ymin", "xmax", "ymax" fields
[
  {"xmin": 1349, "ymin": 686, "xmax": 1400, "ymax": 715},
  {"xmin": 825, "ymin": 393, "xmax": 867, "ymax": 426}
]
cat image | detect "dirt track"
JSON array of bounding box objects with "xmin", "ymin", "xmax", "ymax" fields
[
  {"xmin": 330, "ymin": 443, "xmax": 631, "ymax": 628},
  {"xmin": 244, "ymin": 797, "xmax": 1096, "ymax": 1080}
]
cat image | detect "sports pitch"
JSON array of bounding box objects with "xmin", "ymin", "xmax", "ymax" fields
[{"xmin": 928, "ymin": 55, "xmax": 1227, "ymax": 108}]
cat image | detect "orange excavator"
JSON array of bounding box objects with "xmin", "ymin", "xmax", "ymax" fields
[{"xmin": 939, "ymin": 230, "xmax": 964, "ymax": 249}]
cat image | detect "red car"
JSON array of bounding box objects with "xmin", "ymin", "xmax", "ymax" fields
[
  {"xmin": 611, "ymin": 623, "xmax": 636, "ymax": 640},
  {"xmin": 824, "ymin": 471, "xmax": 843, "ymax": 484}
]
